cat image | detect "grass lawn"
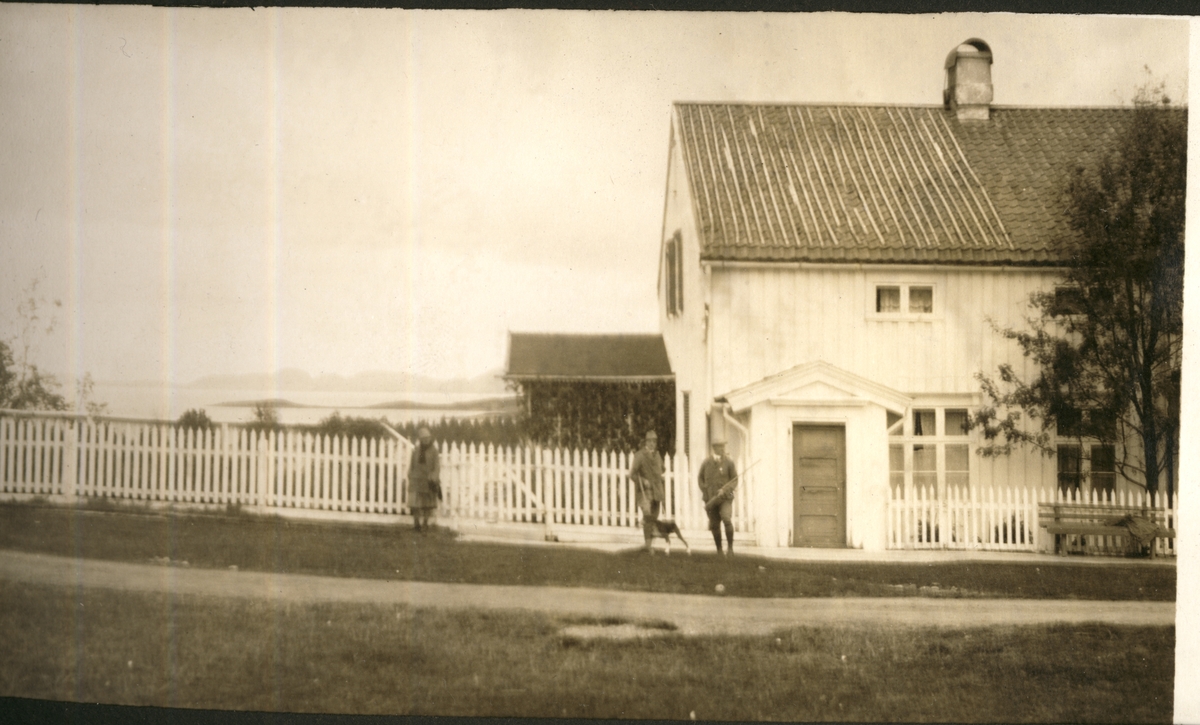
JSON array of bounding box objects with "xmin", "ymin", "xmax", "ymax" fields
[
  {"xmin": 0, "ymin": 502, "xmax": 1175, "ymax": 600},
  {"xmin": 0, "ymin": 580, "xmax": 1173, "ymax": 721}
]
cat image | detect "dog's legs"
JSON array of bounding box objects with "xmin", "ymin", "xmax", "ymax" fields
[
  {"xmin": 665, "ymin": 538, "xmax": 671, "ymax": 556},
  {"xmin": 676, "ymin": 532, "xmax": 691, "ymax": 555}
]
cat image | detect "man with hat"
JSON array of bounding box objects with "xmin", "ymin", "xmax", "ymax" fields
[
  {"xmin": 628, "ymin": 430, "xmax": 665, "ymax": 552},
  {"xmin": 406, "ymin": 426, "xmax": 442, "ymax": 533},
  {"xmin": 698, "ymin": 438, "xmax": 738, "ymax": 555}
]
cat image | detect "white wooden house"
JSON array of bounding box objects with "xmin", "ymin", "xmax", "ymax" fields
[{"xmin": 657, "ymin": 39, "xmax": 1178, "ymax": 550}]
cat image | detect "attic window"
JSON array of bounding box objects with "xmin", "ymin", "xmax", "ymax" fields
[
  {"xmin": 665, "ymin": 231, "xmax": 684, "ymax": 317},
  {"xmin": 909, "ymin": 286, "xmax": 933, "ymax": 314},
  {"xmin": 876, "ymin": 286, "xmax": 900, "ymax": 313},
  {"xmin": 871, "ymin": 282, "xmax": 936, "ymax": 319}
]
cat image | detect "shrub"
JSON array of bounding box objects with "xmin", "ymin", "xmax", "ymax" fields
[{"xmin": 176, "ymin": 409, "xmax": 216, "ymax": 430}]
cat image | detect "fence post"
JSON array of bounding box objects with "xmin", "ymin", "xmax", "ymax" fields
[
  {"xmin": 256, "ymin": 433, "xmax": 270, "ymax": 511},
  {"xmin": 61, "ymin": 419, "xmax": 79, "ymax": 505}
]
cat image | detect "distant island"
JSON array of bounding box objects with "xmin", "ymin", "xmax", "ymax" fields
[
  {"xmin": 191, "ymin": 367, "xmax": 508, "ymax": 396},
  {"xmin": 215, "ymin": 395, "xmax": 520, "ymax": 414}
]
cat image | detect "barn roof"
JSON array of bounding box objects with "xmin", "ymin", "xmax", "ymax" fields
[
  {"xmin": 504, "ymin": 333, "xmax": 674, "ymax": 381},
  {"xmin": 673, "ymin": 104, "xmax": 1183, "ymax": 265}
]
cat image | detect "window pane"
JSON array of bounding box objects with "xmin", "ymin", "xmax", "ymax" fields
[
  {"xmin": 909, "ymin": 286, "xmax": 933, "ymax": 313},
  {"xmin": 945, "ymin": 444, "xmax": 969, "ymax": 472},
  {"xmin": 876, "ymin": 286, "xmax": 900, "ymax": 313},
  {"xmin": 913, "ymin": 445, "xmax": 936, "ymax": 472},
  {"xmin": 944, "ymin": 409, "xmax": 969, "ymax": 436},
  {"xmin": 1091, "ymin": 444, "xmax": 1116, "ymax": 495},
  {"xmin": 889, "ymin": 445, "xmax": 904, "ymax": 497},
  {"xmin": 913, "ymin": 472, "xmax": 937, "ymax": 492},
  {"xmin": 1052, "ymin": 287, "xmax": 1084, "ymax": 316},
  {"xmin": 1057, "ymin": 445, "xmax": 1081, "ymax": 495},
  {"xmin": 886, "ymin": 410, "xmax": 902, "ymax": 436},
  {"xmin": 913, "ymin": 409, "xmax": 936, "ymax": 436}
]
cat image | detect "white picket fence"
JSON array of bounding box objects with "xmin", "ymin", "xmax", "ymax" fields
[
  {"xmin": 0, "ymin": 413, "xmax": 753, "ymax": 537},
  {"xmin": 888, "ymin": 484, "xmax": 1178, "ymax": 556},
  {"xmin": 438, "ymin": 443, "xmax": 753, "ymax": 537},
  {"xmin": 4, "ymin": 412, "xmax": 1174, "ymax": 555}
]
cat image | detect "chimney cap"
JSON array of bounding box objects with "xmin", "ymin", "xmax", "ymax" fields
[{"xmin": 944, "ymin": 38, "xmax": 993, "ymax": 69}]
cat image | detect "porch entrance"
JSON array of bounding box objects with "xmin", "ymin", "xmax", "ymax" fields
[{"xmin": 792, "ymin": 424, "xmax": 846, "ymax": 547}]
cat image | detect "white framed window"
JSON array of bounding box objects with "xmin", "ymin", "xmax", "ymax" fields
[
  {"xmin": 1055, "ymin": 411, "xmax": 1117, "ymax": 498},
  {"xmin": 888, "ymin": 406, "xmax": 972, "ymax": 499},
  {"xmin": 665, "ymin": 230, "xmax": 684, "ymax": 317},
  {"xmin": 868, "ymin": 281, "xmax": 939, "ymax": 320}
]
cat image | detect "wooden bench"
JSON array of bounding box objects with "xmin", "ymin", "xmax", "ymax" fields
[{"xmin": 1038, "ymin": 502, "xmax": 1175, "ymax": 558}]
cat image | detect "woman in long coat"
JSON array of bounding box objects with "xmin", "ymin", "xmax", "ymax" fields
[{"xmin": 407, "ymin": 427, "xmax": 441, "ymax": 532}]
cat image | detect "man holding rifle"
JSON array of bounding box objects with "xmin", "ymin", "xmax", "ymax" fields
[
  {"xmin": 698, "ymin": 439, "xmax": 737, "ymax": 555},
  {"xmin": 628, "ymin": 430, "xmax": 665, "ymax": 553}
]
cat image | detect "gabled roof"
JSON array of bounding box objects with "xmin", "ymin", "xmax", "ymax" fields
[
  {"xmin": 504, "ymin": 333, "xmax": 673, "ymax": 381},
  {"xmin": 674, "ymin": 104, "xmax": 1184, "ymax": 265},
  {"xmin": 717, "ymin": 360, "xmax": 911, "ymax": 414}
]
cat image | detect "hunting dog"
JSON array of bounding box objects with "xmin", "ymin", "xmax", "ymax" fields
[{"xmin": 647, "ymin": 517, "xmax": 690, "ymax": 555}]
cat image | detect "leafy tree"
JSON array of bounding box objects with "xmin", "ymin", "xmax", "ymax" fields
[
  {"xmin": 305, "ymin": 412, "xmax": 389, "ymax": 441},
  {"xmin": 511, "ymin": 380, "xmax": 675, "ymax": 453},
  {"xmin": 971, "ymin": 90, "xmax": 1184, "ymax": 497},
  {"xmin": 246, "ymin": 402, "xmax": 282, "ymax": 434},
  {"xmin": 0, "ymin": 339, "xmax": 67, "ymax": 412},
  {"xmin": 177, "ymin": 408, "xmax": 217, "ymax": 430},
  {"xmin": 1, "ymin": 277, "xmax": 107, "ymax": 414}
]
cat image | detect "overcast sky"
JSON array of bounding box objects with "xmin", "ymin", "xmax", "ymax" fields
[{"xmin": 0, "ymin": 8, "xmax": 1189, "ymax": 385}]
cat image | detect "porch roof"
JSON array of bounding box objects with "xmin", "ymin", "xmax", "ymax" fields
[{"xmin": 717, "ymin": 360, "xmax": 911, "ymax": 414}]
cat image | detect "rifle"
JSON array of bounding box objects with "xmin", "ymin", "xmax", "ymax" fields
[{"xmin": 703, "ymin": 458, "xmax": 761, "ymax": 509}]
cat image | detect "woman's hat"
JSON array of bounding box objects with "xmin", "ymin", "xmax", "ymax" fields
[{"xmin": 644, "ymin": 431, "xmax": 658, "ymax": 441}]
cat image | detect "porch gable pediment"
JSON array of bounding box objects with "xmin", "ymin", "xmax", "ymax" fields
[{"xmin": 718, "ymin": 360, "xmax": 911, "ymax": 414}]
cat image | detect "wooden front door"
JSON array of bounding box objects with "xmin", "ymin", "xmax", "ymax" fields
[{"xmin": 792, "ymin": 424, "xmax": 847, "ymax": 547}]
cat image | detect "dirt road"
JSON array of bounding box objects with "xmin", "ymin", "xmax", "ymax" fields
[{"xmin": 0, "ymin": 550, "xmax": 1173, "ymax": 636}]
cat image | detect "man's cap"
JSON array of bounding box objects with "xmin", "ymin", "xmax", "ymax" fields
[
  {"xmin": 644, "ymin": 431, "xmax": 658, "ymax": 441},
  {"xmin": 712, "ymin": 439, "xmax": 726, "ymax": 447},
  {"xmin": 418, "ymin": 427, "xmax": 432, "ymax": 437}
]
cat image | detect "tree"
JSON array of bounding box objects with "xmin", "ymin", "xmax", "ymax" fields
[
  {"xmin": 970, "ymin": 90, "xmax": 1184, "ymax": 497},
  {"xmin": 247, "ymin": 402, "xmax": 282, "ymax": 434},
  {"xmin": 177, "ymin": 408, "xmax": 217, "ymax": 430}
]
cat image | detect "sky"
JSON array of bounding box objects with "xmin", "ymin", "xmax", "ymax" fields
[{"xmin": 0, "ymin": 8, "xmax": 1190, "ymax": 386}]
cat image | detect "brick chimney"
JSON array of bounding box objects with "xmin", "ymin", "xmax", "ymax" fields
[{"xmin": 943, "ymin": 38, "xmax": 993, "ymax": 121}]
